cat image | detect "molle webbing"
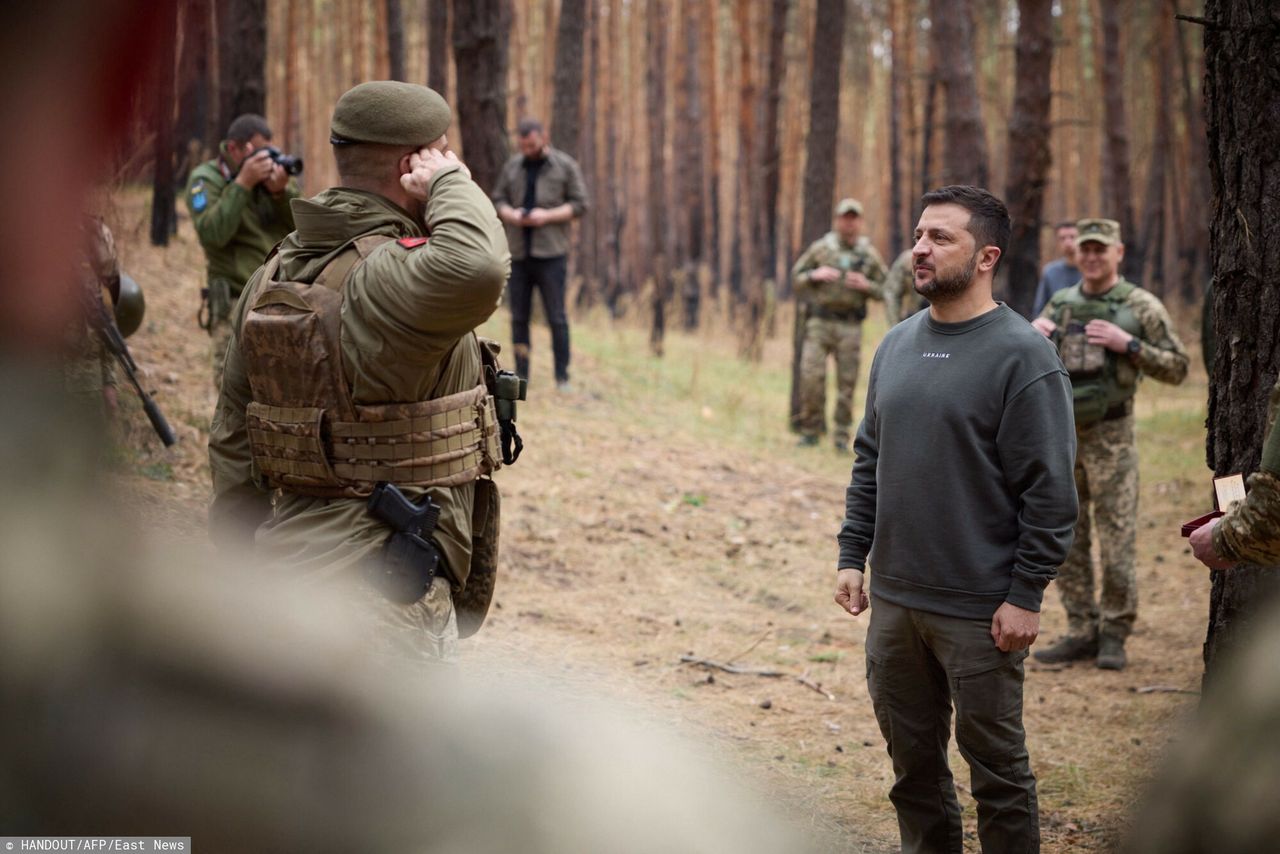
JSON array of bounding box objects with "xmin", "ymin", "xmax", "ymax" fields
[{"xmin": 241, "ymin": 235, "xmax": 500, "ymax": 497}]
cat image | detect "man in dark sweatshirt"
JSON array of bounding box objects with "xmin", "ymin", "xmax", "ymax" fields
[{"xmin": 833, "ymin": 185, "xmax": 1078, "ymax": 854}]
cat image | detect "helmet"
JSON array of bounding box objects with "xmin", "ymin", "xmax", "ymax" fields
[{"xmin": 113, "ymin": 271, "xmax": 145, "ymax": 338}]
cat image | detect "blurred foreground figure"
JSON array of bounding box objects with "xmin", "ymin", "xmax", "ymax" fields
[
  {"xmin": 0, "ymin": 378, "xmax": 810, "ymax": 852},
  {"xmin": 209, "ymin": 81, "xmax": 516, "ymax": 662},
  {"xmin": 1124, "ymin": 600, "xmax": 1280, "ymax": 854}
]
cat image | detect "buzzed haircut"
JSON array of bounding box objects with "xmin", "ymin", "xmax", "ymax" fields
[
  {"xmin": 332, "ymin": 142, "xmax": 406, "ymax": 184},
  {"xmin": 1054, "ymin": 220, "xmax": 1077, "ymax": 231},
  {"xmin": 516, "ymin": 118, "xmax": 544, "ymax": 137},
  {"xmin": 226, "ymin": 114, "xmax": 272, "ymax": 143},
  {"xmin": 920, "ymin": 185, "xmax": 1012, "ymax": 272}
]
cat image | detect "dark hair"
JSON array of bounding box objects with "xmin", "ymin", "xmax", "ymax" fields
[
  {"xmin": 226, "ymin": 114, "xmax": 272, "ymax": 143},
  {"xmin": 516, "ymin": 118, "xmax": 544, "ymax": 137},
  {"xmin": 920, "ymin": 185, "xmax": 1011, "ymax": 270},
  {"xmin": 1054, "ymin": 220, "xmax": 1077, "ymax": 231}
]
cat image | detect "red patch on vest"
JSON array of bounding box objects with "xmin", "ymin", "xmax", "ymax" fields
[{"xmin": 397, "ymin": 236, "xmax": 429, "ymax": 249}]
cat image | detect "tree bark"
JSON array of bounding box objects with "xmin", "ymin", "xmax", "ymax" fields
[
  {"xmin": 929, "ymin": 0, "xmax": 989, "ymax": 188},
  {"xmin": 1001, "ymin": 0, "xmax": 1054, "ymax": 317},
  {"xmin": 550, "ymin": 0, "xmax": 586, "ymax": 158},
  {"xmin": 216, "ymin": 0, "xmax": 266, "ymax": 134},
  {"xmin": 1099, "ymin": 0, "xmax": 1142, "ymax": 280},
  {"xmin": 429, "ymin": 0, "xmax": 451, "ymax": 96},
  {"xmin": 888, "ymin": 0, "xmax": 905, "ymax": 256},
  {"xmin": 149, "ymin": 1, "xmax": 179, "ymax": 247},
  {"xmin": 174, "ymin": 0, "xmax": 213, "ymax": 174},
  {"xmin": 1173, "ymin": 0, "xmax": 1211, "ymax": 302},
  {"xmin": 647, "ymin": 0, "xmax": 669, "ymax": 355},
  {"xmin": 386, "ymin": 0, "xmax": 406, "ymax": 81},
  {"xmin": 1202, "ymin": 0, "xmax": 1280, "ymax": 684},
  {"xmin": 793, "ymin": 0, "xmax": 845, "ymax": 427},
  {"xmin": 1139, "ymin": 4, "xmax": 1173, "ymax": 297},
  {"xmin": 452, "ymin": 0, "xmax": 511, "ymax": 194},
  {"xmin": 762, "ymin": 0, "xmax": 789, "ymax": 285}
]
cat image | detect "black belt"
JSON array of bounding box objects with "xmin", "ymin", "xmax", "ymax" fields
[
  {"xmin": 1101, "ymin": 401, "xmax": 1134, "ymax": 422},
  {"xmin": 810, "ymin": 305, "xmax": 864, "ymax": 322}
]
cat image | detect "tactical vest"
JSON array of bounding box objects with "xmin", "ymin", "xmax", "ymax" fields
[
  {"xmin": 811, "ymin": 233, "xmax": 872, "ymax": 320},
  {"xmin": 239, "ymin": 234, "xmax": 502, "ymax": 498},
  {"xmin": 1051, "ymin": 280, "xmax": 1142, "ymax": 427}
]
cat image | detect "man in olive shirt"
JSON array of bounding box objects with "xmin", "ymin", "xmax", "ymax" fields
[
  {"xmin": 186, "ymin": 114, "xmax": 299, "ymax": 390},
  {"xmin": 491, "ymin": 119, "xmax": 588, "ymax": 389},
  {"xmin": 209, "ymin": 82, "xmax": 510, "ymax": 663},
  {"xmin": 834, "ymin": 186, "xmax": 1077, "ymax": 854}
]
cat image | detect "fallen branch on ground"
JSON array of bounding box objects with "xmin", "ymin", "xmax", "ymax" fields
[
  {"xmin": 1131, "ymin": 685, "xmax": 1200, "ymax": 695},
  {"xmin": 680, "ymin": 655, "xmax": 837, "ymax": 700}
]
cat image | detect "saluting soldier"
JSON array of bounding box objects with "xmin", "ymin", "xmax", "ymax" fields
[
  {"xmin": 208, "ymin": 82, "xmax": 512, "ymax": 664},
  {"xmin": 185, "ymin": 114, "xmax": 299, "ymax": 390},
  {"xmin": 792, "ymin": 198, "xmax": 887, "ymax": 451}
]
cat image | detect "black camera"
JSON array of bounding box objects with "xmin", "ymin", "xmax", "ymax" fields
[{"xmin": 265, "ymin": 146, "xmax": 304, "ymax": 176}]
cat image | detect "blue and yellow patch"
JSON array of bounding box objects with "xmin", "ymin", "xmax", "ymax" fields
[{"xmin": 190, "ymin": 179, "xmax": 207, "ymax": 213}]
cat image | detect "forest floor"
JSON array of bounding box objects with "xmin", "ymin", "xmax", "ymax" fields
[{"xmin": 108, "ymin": 188, "xmax": 1212, "ymax": 852}]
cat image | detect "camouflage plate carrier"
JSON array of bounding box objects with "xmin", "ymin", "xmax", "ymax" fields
[{"xmin": 1050, "ymin": 281, "xmax": 1141, "ymax": 427}]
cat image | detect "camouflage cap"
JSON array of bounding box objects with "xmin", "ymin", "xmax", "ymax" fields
[
  {"xmin": 1076, "ymin": 218, "xmax": 1122, "ymax": 246},
  {"xmin": 835, "ymin": 198, "xmax": 863, "ymax": 217},
  {"xmin": 330, "ymin": 81, "xmax": 451, "ymax": 146}
]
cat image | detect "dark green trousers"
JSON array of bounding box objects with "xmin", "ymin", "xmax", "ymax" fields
[{"xmin": 865, "ymin": 596, "xmax": 1039, "ymax": 854}]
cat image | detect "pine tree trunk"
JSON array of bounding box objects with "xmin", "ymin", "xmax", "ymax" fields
[
  {"xmin": 793, "ymin": 0, "xmax": 845, "ymax": 428},
  {"xmin": 216, "ymin": 0, "xmax": 266, "ymax": 134},
  {"xmin": 888, "ymin": 0, "xmax": 905, "ymax": 256},
  {"xmin": 647, "ymin": 0, "xmax": 669, "ymax": 355},
  {"xmin": 1099, "ymin": 1, "xmax": 1142, "ymax": 279},
  {"xmin": 1173, "ymin": 0, "xmax": 1211, "ymax": 302},
  {"xmin": 149, "ymin": 1, "xmax": 179, "ymax": 247},
  {"xmin": 930, "ymin": 0, "xmax": 989, "ymax": 188},
  {"xmin": 1001, "ymin": 0, "xmax": 1054, "ymax": 317},
  {"xmin": 1202, "ymin": 0, "xmax": 1280, "ymax": 684},
  {"xmin": 762, "ymin": 0, "xmax": 788, "ymax": 285},
  {"xmin": 387, "ymin": 0, "xmax": 406, "ymax": 81},
  {"xmin": 429, "ymin": 0, "xmax": 450, "ymax": 96},
  {"xmin": 452, "ymin": 0, "xmax": 510, "ymax": 194},
  {"xmin": 550, "ymin": 0, "xmax": 586, "ymax": 158},
  {"xmin": 174, "ymin": 0, "xmax": 212, "ymax": 177}
]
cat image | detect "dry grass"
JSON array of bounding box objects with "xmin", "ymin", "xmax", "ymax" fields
[{"xmin": 108, "ymin": 187, "xmax": 1211, "ymax": 852}]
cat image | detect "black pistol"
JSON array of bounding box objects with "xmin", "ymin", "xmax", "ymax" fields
[{"xmin": 366, "ymin": 482, "xmax": 443, "ymax": 604}]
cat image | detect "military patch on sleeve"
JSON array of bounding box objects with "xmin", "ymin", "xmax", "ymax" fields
[
  {"xmin": 191, "ymin": 180, "xmax": 207, "ymax": 213},
  {"xmin": 397, "ymin": 236, "xmax": 429, "ymax": 249}
]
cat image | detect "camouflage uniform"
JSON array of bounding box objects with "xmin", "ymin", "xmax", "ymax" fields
[
  {"xmin": 63, "ymin": 216, "xmax": 118, "ymax": 410},
  {"xmin": 1041, "ymin": 275, "xmax": 1189, "ymax": 642},
  {"xmin": 1213, "ymin": 377, "xmax": 1280, "ymax": 565},
  {"xmin": 792, "ymin": 232, "xmax": 886, "ymax": 446},
  {"xmin": 881, "ymin": 249, "xmax": 927, "ymax": 327},
  {"xmin": 184, "ymin": 143, "xmax": 298, "ymax": 390}
]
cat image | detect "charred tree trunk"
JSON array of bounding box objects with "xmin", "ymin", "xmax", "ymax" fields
[
  {"xmin": 793, "ymin": 0, "xmax": 845, "ymax": 428},
  {"xmin": 550, "ymin": 0, "xmax": 586, "ymax": 158},
  {"xmin": 216, "ymin": 0, "xmax": 266, "ymax": 134},
  {"xmin": 1139, "ymin": 6, "xmax": 1173, "ymax": 297},
  {"xmin": 429, "ymin": 0, "xmax": 450, "ymax": 95},
  {"xmin": 676, "ymin": 0, "xmax": 705, "ymax": 329},
  {"xmin": 647, "ymin": 0, "xmax": 669, "ymax": 356},
  {"xmin": 149, "ymin": 1, "xmax": 179, "ymax": 247},
  {"xmin": 762, "ymin": 0, "xmax": 788, "ymax": 288},
  {"xmin": 174, "ymin": 0, "xmax": 212, "ymax": 177},
  {"xmin": 929, "ymin": 0, "xmax": 989, "ymax": 188},
  {"xmin": 1202, "ymin": 0, "xmax": 1280, "ymax": 684},
  {"xmin": 1001, "ymin": 0, "xmax": 1054, "ymax": 317},
  {"xmin": 1174, "ymin": 0, "xmax": 1211, "ymax": 302},
  {"xmin": 887, "ymin": 0, "xmax": 905, "ymax": 256},
  {"xmin": 1099, "ymin": 1, "xmax": 1142, "ymax": 280},
  {"xmin": 920, "ymin": 61, "xmax": 939, "ymax": 204},
  {"xmin": 387, "ymin": 0, "xmax": 406, "ymax": 81},
  {"xmin": 452, "ymin": 0, "xmax": 510, "ymax": 194}
]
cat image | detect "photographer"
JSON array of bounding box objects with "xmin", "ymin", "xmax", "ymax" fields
[{"xmin": 185, "ymin": 113, "xmax": 299, "ymax": 390}]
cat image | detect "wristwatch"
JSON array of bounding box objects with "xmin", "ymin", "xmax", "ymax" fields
[{"xmin": 1126, "ymin": 338, "xmax": 1141, "ymax": 357}]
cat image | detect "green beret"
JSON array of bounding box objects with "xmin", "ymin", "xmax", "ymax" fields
[{"xmin": 330, "ymin": 81, "xmax": 451, "ymax": 146}]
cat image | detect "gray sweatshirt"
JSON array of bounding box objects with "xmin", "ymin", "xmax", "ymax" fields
[{"xmin": 837, "ymin": 304, "xmax": 1078, "ymax": 618}]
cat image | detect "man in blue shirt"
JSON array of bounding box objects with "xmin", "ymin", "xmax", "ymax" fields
[{"xmin": 1030, "ymin": 221, "xmax": 1081, "ymax": 315}]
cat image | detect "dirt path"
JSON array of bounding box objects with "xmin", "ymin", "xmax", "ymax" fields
[{"xmin": 110, "ymin": 191, "xmax": 1210, "ymax": 852}]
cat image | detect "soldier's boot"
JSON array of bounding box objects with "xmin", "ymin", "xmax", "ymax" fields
[
  {"xmin": 1033, "ymin": 631, "xmax": 1098, "ymax": 664},
  {"xmin": 797, "ymin": 435, "xmax": 819, "ymax": 448},
  {"xmin": 1096, "ymin": 633, "xmax": 1127, "ymax": 671},
  {"xmin": 832, "ymin": 436, "xmax": 850, "ymax": 453}
]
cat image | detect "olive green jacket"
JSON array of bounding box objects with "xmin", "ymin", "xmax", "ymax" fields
[
  {"xmin": 792, "ymin": 232, "xmax": 887, "ymax": 317},
  {"xmin": 185, "ymin": 145, "xmax": 299, "ymax": 293},
  {"xmin": 208, "ymin": 168, "xmax": 510, "ymax": 586},
  {"xmin": 490, "ymin": 146, "xmax": 588, "ymax": 260},
  {"xmin": 1215, "ymin": 377, "xmax": 1280, "ymax": 565}
]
